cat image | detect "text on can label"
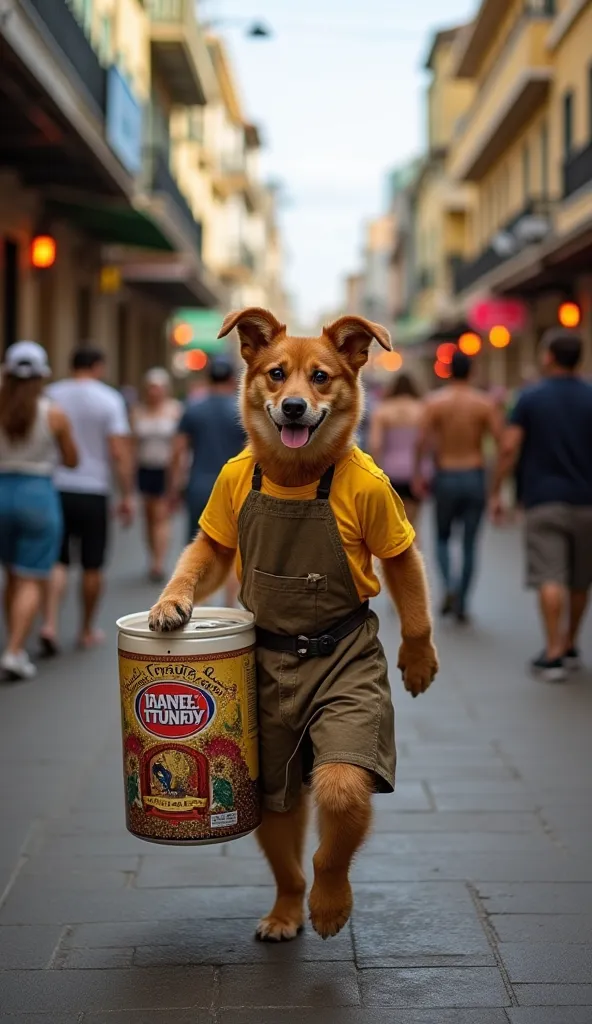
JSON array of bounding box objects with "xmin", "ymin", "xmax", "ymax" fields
[{"xmin": 135, "ymin": 681, "xmax": 216, "ymax": 740}]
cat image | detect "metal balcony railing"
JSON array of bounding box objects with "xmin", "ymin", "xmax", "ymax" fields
[
  {"xmin": 146, "ymin": 147, "xmax": 203, "ymax": 256},
  {"xmin": 451, "ymin": 201, "xmax": 551, "ymax": 294},
  {"xmin": 564, "ymin": 142, "xmax": 592, "ymax": 199},
  {"xmin": 147, "ymin": 0, "xmax": 187, "ymax": 22},
  {"xmin": 28, "ymin": 0, "xmax": 107, "ymax": 114}
]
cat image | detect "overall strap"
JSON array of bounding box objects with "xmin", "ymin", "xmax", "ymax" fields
[
  {"xmin": 316, "ymin": 464, "xmax": 336, "ymax": 500},
  {"xmin": 252, "ymin": 464, "xmax": 263, "ymax": 491}
]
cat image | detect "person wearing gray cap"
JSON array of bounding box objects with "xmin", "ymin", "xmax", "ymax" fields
[
  {"xmin": 169, "ymin": 356, "xmax": 245, "ymax": 605},
  {"xmin": 0, "ymin": 342, "xmax": 78, "ymax": 680}
]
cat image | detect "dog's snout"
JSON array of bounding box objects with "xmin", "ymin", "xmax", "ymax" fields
[{"xmin": 281, "ymin": 398, "xmax": 307, "ymax": 421}]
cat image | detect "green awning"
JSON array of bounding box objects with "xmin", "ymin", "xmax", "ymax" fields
[
  {"xmin": 393, "ymin": 318, "xmax": 434, "ymax": 347},
  {"xmin": 47, "ymin": 199, "xmax": 175, "ymax": 252}
]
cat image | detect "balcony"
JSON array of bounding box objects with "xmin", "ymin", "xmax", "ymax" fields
[
  {"xmin": 564, "ymin": 141, "xmax": 592, "ymax": 199},
  {"xmin": 456, "ymin": 0, "xmax": 555, "ymax": 78},
  {"xmin": 145, "ymin": 146, "xmax": 203, "ymax": 256},
  {"xmin": 220, "ymin": 243, "xmax": 256, "ymax": 282},
  {"xmin": 146, "ymin": 0, "xmax": 215, "ymax": 105},
  {"xmin": 450, "ymin": 15, "xmax": 553, "ymax": 183},
  {"xmin": 28, "ymin": 0, "xmax": 106, "ymax": 113},
  {"xmin": 452, "ymin": 201, "xmax": 551, "ymax": 294}
]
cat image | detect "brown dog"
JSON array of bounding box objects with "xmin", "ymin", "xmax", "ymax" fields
[{"xmin": 149, "ymin": 308, "xmax": 438, "ymax": 941}]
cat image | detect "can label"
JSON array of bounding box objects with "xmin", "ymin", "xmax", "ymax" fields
[{"xmin": 118, "ymin": 646, "xmax": 260, "ymax": 843}]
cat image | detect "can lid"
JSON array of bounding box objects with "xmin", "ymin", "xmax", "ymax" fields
[{"xmin": 116, "ymin": 606, "xmax": 255, "ymax": 639}]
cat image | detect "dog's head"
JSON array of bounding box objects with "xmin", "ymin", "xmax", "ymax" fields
[{"xmin": 218, "ymin": 307, "xmax": 391, "ymax": 478}]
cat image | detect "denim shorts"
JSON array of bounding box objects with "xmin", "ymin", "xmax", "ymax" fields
[{"xmin": 0, "ymin": 474, "xmax": 63, "ymax": 578}]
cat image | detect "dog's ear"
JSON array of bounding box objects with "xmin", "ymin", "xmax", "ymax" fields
[
  {"xmin": 218, "ymin": 307, "xmax": 285, "ymax": 363},
  {"xmin": 323, "ymin": 315, "xmax": 392, "ymax": 370}
]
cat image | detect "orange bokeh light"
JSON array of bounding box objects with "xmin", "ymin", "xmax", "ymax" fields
[
  {"xmin": 31, "ymin": 235, "xmax": 56, "ymax": 269},
  {"xmin": 378, "ymin": 350, "xmax": 403, "ymax": 372},
  {"xmin": 558, "ymin": 302, "xmax": 581, "ymax": 329},
  {"xmin": 458, "ymin": 332, "xmax": 482, "ymax": 356},
  {"xmin": 434, "ymin": 359, "xmax": 452, "ymax": 379},
  {"xmin": 436, "ymin": 342, "xmax": 457, "ymax": 365},
  {"xmin": 173, "ymin": 322, "xmax": 194, "ymax": 346},
  {"xmin": 185, "ymin": 348, "xmax": 208, "ymax": 372},
  {"xmin": 489, "ymin": 325, "xmax": 511, "ymax": 349}
]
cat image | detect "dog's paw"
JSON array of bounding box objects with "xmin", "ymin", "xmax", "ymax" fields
[
  {"xmin": 148, "ymin": 597, "xmax": 193, "ymax": 633},
  {"xmin": 308, "ymin": 874, "xmax": 352, "ymax": 940},
  {"xmin": 255, "ymin": 913, "xmax": 303, "ymax": 943},
  {"xmin": 398, "ymin": 638, "xmax": 439, "ymax": 698}
]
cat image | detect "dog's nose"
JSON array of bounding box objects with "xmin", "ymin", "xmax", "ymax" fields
[{"xmin": 281, "ymin": 398, "xmax": 307, "ymax": 421}]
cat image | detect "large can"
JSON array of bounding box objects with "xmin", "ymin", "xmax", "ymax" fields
[{"xmin": 117, "ymin": 607, "xmax": 260, "ymax": 845}]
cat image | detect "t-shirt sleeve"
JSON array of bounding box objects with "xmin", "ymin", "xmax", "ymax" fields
[
  {"xmin": 107, "ymin": 394, "xmax": 131, "ymax": 436},
  {"xmin": 358, "ymin": 472, "xmax": 416, "ymax": 559},
  {"xmin": 198, "ymin": 465, "xmax": 238, "ymax": 550},
  {"xmin": 178, "ymin": 406, "xmax": 193, "ymax": 435},
  {"xmin": 509, "ymin": 391, "xmax": 529, "ymax": 429}
]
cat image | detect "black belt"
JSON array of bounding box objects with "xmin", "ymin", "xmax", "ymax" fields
[{"xmin": 256, "ymin": 601, "xmax": 370, "ymax": 659}]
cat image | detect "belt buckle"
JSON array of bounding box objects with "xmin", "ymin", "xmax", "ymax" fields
[
  {"xmin": 318, "ymin": 634, "xmax": 337, "ymax": 656},
  {"xmin": 297, "ymin": 635, "xmax": 310, "ymax": 658}
]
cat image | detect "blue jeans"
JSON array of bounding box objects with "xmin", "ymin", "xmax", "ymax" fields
[{"xmin": 433, "ymin": 469, "xmax": 486, "ymax": 614}]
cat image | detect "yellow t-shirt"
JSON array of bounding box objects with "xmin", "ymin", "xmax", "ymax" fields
[{"xmin": 199, "ymin": 446, "xmax": 415, "ymax": 603}]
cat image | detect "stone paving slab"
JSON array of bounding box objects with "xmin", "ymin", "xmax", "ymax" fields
[
  {"xmin": 512, "ymin": 984, "xmax": 592, "ymax": 1005},
  {"xmin": 491, "ymin": 914, "xmax": 592, "ymax": 943},
  {"xmin": 499, "ymin": 943, "xmax": 592, "ymax": 983},
  {"xmin": 358, "ymin": 966, "xmax": 510, "ymax": 1006},
  {"xmin": 507, "ymin": 1009, "xmax": 592, "ymax": 1024},
  {"xmin": 218, "ymin": 962, "xmax": 361, "ymax": 1007},
  {"xmin": 0, "ymin": 966, "xmax": 214, "ymax": 1013},
  {"xmin": 217, "ymin": 1011, "xmax": 511, "ymax": 1024}
]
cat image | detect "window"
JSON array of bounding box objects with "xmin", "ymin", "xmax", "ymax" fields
[
  {"xmin": 563, "ymin": 91, "xmax": 574, "ymax": 159},
  {"xmin": 526, "ymin": 0, "xmax": 555, "ymax": 13},
  {"xmin": 522, "ymin": 142, "xmax": 531, "ymax": 203},
  {"xmin": 540, "ymin": 121, "xmax": 549, "ymax": 198}
]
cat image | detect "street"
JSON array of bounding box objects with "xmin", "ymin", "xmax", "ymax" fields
[{"xmin": 1, "ymin": 519, "xmax": 591, "ymax": 1023}]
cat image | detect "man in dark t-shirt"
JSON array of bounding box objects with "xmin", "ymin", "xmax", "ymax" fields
[
  {"xmin": 170, "ymin": 356, "xmax": 245, "ymax": 544},
  {"xmin": 491, "ymin": 329, "xmax": 592, "ymax": 682}
]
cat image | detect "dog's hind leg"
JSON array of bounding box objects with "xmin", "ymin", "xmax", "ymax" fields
[
  {"xmin": 255, "ymin": 791, "xmax": 309, "ymax": 942},
  {"xmin": 308, "ymin": 763, "xmax": 373, "ymax": 939}
]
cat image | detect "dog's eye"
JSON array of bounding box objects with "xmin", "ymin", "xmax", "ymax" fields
[
  {"xmin": 268, "ymin": 368, "xmax": 285, "ymax": 382},
  {"xmin": 312, "ymin": 370, "xmax": 329, "ymax": 385}
]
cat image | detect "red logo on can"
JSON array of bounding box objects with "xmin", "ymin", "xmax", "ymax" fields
[{"xmin": 135, "ymin": 682, "xmax": 216, "ymax": 740}]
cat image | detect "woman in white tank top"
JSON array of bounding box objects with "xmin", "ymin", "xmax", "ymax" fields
[
  {"xmin": 0, "ymin": 342, "xmax": 78, "ymax": 680},
  {"xmin": 131, "ymin": 368, "xmax": 181, "ymax": 581}
]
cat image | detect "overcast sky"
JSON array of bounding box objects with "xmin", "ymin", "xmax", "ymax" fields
[{"xmin": 205, "ymin": 0, "xmax": 477, "ymax": 327}]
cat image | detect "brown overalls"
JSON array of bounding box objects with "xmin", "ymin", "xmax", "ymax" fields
[{"xmin": 238, "ymin": 463, "xmax": 396, "ymax": 812}]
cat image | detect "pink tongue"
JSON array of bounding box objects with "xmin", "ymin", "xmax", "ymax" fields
[{"xmin": 281, "ymin": 425, "xmax": 310, "ymax": 449}]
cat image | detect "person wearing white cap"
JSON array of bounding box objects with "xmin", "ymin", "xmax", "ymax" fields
[
  {"xmin": 131, "ymin": 368, "xmax": 181, "ymax": 581},
  {"xmin": 0, "ymin": 342, "xmax": 78, "ymax": 680}
]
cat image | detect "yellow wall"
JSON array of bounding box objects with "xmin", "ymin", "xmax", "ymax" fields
[{"xmin": 428, "ymin": 40, "xmax": 474, "ymax": 152}]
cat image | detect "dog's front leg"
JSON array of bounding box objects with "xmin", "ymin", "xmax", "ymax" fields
[
  {"xmin": 308, "ymin": 763, "xmax": 373, "ymax": 939},
  {"xmin": 381, "ymin": 544, "xmax": 439, "ymax": 697},
  {"xmin": 255, "ymin": 791, "xmax": 309, "ymax": 942},
  {"xmin": 148, "ymin": 531, "xmax": 235, "ymax": 632}
]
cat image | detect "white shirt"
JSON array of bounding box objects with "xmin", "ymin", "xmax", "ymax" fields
[{"xmin": 47, "ymin": 378, "xmax": 130, "ymax": 495}]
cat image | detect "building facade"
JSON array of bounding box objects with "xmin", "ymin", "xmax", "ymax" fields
[{"xmin": 0, "ymin": 0, "xmax": 285, "ymax": 385}]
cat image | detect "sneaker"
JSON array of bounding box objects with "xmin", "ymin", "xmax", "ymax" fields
[
  {"xmin": 564, "ymin": 647, "xmax": 582, "ymax": 671},
  {"xmin": 0, "ymin": 650, "xmax": 37, "ymax": 681},
  {"xmin": 530, "ymin": 652, "xmax": 567, "ymax": 683}
]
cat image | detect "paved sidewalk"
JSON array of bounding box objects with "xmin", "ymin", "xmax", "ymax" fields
[{"xmin": 1, "ymin": 520, "xmax": 591, "ymax": 1023}]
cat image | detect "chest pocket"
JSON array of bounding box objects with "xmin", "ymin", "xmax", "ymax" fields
[{"xmin": 250, "ymin": 569, "xmax": 328, "ymax": 635}]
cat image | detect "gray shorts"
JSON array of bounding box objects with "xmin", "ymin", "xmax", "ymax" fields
[{"xmin": 526, "ymin": 503, "xmax": 592, "ymax": 590}]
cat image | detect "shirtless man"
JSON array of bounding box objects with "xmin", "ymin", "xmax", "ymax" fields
[{"xmin": 414, "ymin": 350, "xmax": 501, "ymax": 623}]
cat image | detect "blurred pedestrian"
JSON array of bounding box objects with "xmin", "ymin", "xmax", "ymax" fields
[
  {"xmin": 40, "ymin": 347, "xmax": 133, "ymax": 652},
  {"xmin": 0, "ymin": 342, "xmax": 77, "ymax": 680},
  {"xmin": 169, "ymin": 356, "xmax": 245, "ymax": 606},
  {"xmin": 490, "ymin": 330, "xmax": 592, "ymax": 682},
  {"xmin": 132, "ymin": 368, "xmax": 181, "ymax": 582},
  {"xmin": 414, "ymin": 351, "xmax": 501, "ymax": 623},
  {"xmin": 369, "ymin": 372, "xmax": 428, "ymax": 530}
]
